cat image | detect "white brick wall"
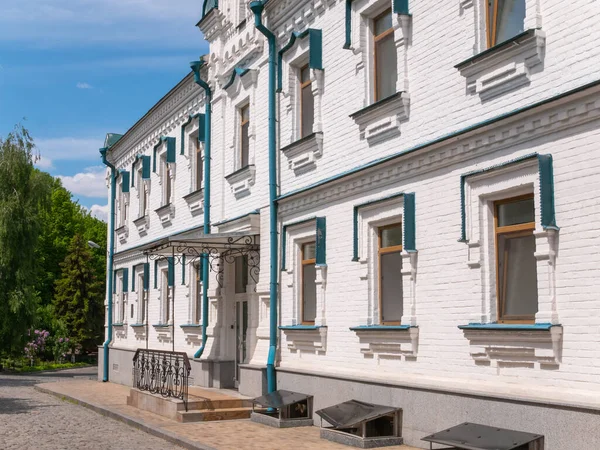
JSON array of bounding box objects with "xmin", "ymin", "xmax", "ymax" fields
[{"xmin": 104, "ymin": 0, "xmax": 600, "ymax": 400}]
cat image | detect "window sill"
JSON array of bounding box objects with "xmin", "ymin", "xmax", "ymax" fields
[
  {"xmin": 458, "ymin": 323, "xmax": 563, "ymax": 367},
  {"xmin": 180, "ymin": 324, "xmax": 202, "ymax": 328},
  {"xmin": 115, "ymin": 225, "xmax": 128, "ymax": 244},
  {"xmin": 225, "ymin": 164, "xmax": 255, "ymax": 198},
  {"xmin": 152, "ymin": 324, "xmax": 171, "ymax": 328},
  {"xmin": 349, "ymin": 92, "xmax": 410, "ymax": 145},
  {"xmin": 133, "ymin": 215, "xmax": 150, "ymax": 235},
  {"xmin": 281, "ymin": 132, "xmax": 323, "ymax": 174},
  {"xmin": 154, "ymin": 203, "xmax": 175, "ymax": 225},
  {"xmin": 112, "ymin": 323, "xmax": 125, "ymax": 327},
  {"xmin": 454, "ymin": 28, "xmax": 546, "ymax": 101},
  {"xmin": 183, "ymin": 188, "xmax": 204, "ymax": 214},
  {"xmin": 350, "ymin": 325, "xmax": 418, "ymax": 360},
  {"xmin": 280, "ymin": 325, "xmax": 327, "ymax": 354},
  {"xmin": 130, "ymin": 323, "xmax": 146, "ymax": 328}
]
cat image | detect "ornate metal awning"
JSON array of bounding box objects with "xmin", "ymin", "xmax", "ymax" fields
[{"xmin": 141, "ymin": 231, "xmax": 260, "ymax": 287}]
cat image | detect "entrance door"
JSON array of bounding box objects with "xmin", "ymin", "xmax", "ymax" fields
[{"xmin": 234, "ymin": 300, "xmax": 248, "ymax": 387}]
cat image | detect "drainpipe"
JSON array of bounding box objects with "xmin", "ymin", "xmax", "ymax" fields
[
  {"xmin": 190, "ymin": 58, "xmax": 212, "ymax": 360},
  {"xmin": 250, "ymin": 0, "xmax": 279, "ymax": 393},
  {"xmin": 100, "ymin": 147, "xmax": 117, "ymax": 382}
]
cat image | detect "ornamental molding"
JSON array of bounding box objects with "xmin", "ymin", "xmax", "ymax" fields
[
  {"xmin": 197, "ymin": 9, "xmax": 232, "ymax": 42},
  {"xmin": 461, "ymin": 326, "xmax": 563, "ymax": 368},
  {"xmin": 116, "ymin": 225, "xmax": 129, "ymax": 244},
  {"xmin": 268, "ymin": 0, "xmax": 340, "ymax": 38},
  {"xmin": 278, "ymin": 89, "xmax": 600, "ymax": 216},
  {"xmin": 350, "ymin": 92, "xmax": 410, "ymax": 145},
  {"xmin": 456, "ymin": 29, "xmax": 546, "ymax": 101},
  {"xmin": 183, "ymin": 189, "xmax": 204, "ymax": 216},
  {"xmin": 213, "ymin": 31, "xmax": 264, "ymax": 83},
  {"xmin": 155, "ymin": 204, "xmax": 175, "ymax": 226},
  {"xmin": 352, "ymin": 327, "xmax": 419, "ymax": 360},
  {"xmin": 281, "ymin": 327, "xmax": 327, "ymax": 354},
  {"xmin": 110, "ymin": 75, "xmax": 204, "ymax": 168},
  {"xmin": 281, "ymin": 132, "xmax": 323, "ymax": 173},
  {"xmin": 133, "ymin": 215, "xmax": 150, "ymax": 236},
  {"xmin": 225, "ymin": 165, "xmax": 256, "ymax": 198}
]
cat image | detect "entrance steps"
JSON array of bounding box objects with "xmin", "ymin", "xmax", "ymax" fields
[{"xmin": 127, "ymin": 386, "xmax": 253, "ymax": 423}]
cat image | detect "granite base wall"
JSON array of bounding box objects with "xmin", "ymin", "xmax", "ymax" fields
[
  {"xmin": 239, "ymin": 364, "xmax": 267, "ymax": 397},
  {"xmin": 276, "ymin": 368, "xmax": 600, "ymax": 450}
]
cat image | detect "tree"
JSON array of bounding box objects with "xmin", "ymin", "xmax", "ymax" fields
[
  {"xmin": 0, "ymin": 125, "xmax": 51, "ymax": 355},
  {"xmin": 53, "ymin": 234, "xmax": 103, "ymax": 352}
]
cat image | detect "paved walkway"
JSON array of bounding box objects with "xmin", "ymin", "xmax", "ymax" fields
[
  {"xmin": 0, "ymin": 367, "xmax": 182, "ymax": 450},
  {"xmin": 33, "ymin": 376, "xmax": 421, "ymax": 450}
]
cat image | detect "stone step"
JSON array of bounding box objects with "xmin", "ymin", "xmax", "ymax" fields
[
  {"xmin": 184, "ymin": 398, "xmax": 253, "ymax": 411},
  {"xmin": 177, "ymin": 407, "xmax": 253, "ymax": 423}
]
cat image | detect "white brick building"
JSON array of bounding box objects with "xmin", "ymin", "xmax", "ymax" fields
[{"xmin": 99, "ymin": 0, "xmax": 600, "ymax": 447}]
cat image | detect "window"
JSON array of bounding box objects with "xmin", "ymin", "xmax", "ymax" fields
[
  {"xmin": 300, "ymin": 65, "xmax": 314, "ymax": 138},
  {"xmin": 240, "ymin": 104, "xmax": 250, "ymax": 169},
  {"xmin": 195, "ymin": 137, "xmax": 203, "ymax": 192},
  {"xmin": 165, "ymin": 163, "xmax": 172, "ymax": 205},
  {"xmin": 118, "ymin": 183, "xmax": 128, "ymax": 227},
  {"xmin": 137, "ymin": 272, "xmax": 146, "ymax": 324},
  {"xmin": 378, "ymin": 224, "xmax": 403, "ymax": 324},
  {"xmin": 373, "ymin": 9, "xmax": 397, "ymax": 102},
  {"xmin": 301, "ymin": 242, "xmax": 317, "ymax": 324},
  {"xmin": 162, "ymin": 270, "xmax": 171, "ymax": 323},
  {"xmin": 235, "ymin": 255, "xmax": 249, "ymax": 294},
  {"xmin": 194, "ymin": 262, "xmax": 202, "ymax": 324},
  {"xmin": 494, "ymin": 195, "xmax": 537, "ymax": 323},
  {"xmin": 138, "ymin": 171, "xmax": 147, "ymax": 217},
  {"xmin": 486, "ymin": 0, "xmax": 526, "ymax": 47}
]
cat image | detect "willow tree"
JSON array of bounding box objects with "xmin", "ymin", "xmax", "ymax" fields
[{"xmin": 0, "ymin": 125, "xmax": 51, "ymax": 355}]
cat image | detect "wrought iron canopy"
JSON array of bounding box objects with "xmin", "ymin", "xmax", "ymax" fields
[{"xmin": 141, "ymin": 231, "xmax": 260, "ymax": 288}]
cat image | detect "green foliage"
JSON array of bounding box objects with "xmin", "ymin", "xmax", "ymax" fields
[
  {"xmin": 0, "ymin": 125, "xmax": 52, "ymax": 355},
  {"xmin": 53, "ymin": 234, "xmax": 104, "ymax": 353}
]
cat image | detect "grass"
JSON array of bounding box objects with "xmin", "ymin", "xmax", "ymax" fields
[{"xmin": 6, "ymin": 362, "xmax": 91, "ymax": 373}]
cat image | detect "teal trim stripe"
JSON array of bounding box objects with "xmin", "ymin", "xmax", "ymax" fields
[
  {"xmin": 315, "ymin": 217, "xmax": 326, "ymax": 265},
  {"xmin": 167, "ymin": 257, "xmax": 174, "ymax": 287},
  {"xmin": 276, "ymin": 78, "xmax": 600, "ymax": 204},
  {"xmin": 352, "ymin": 192, "xmax": 406, "ymax": 261},
  {"xmin": 142, "ymin": 156, "xmax": 151, "ymax": 179},
  {"xmin": 223, "ymin": 67, "xmax": 250, "ymax": 90},
  {"xmin": 344, "ymin": 0, "xmax": 354, "ymax": 49},
  {"xmin": 181, "ymin": 255, "xmax": 186, "ymax": 285},
  {"xmin": 180, "ymin": 113, "xmax": 205, "ymax": 155},
  {"xmin": 403, "ymin": 193, "xmax": 416, "ymax": 252},
  {"xmin": 120, "ymin": 171, "xmax": 130, "ymax": 193},
  {"xmin": 458, "ymin": 153, "xmax": 559, "ymax": 242},
  {"xmin": 152, "ymin": 137, "xmax": 176, "ymax": 172},
  {"xmin": 143, "ymin": 263, "xmax": 150, "ymax": 290},
  {"xmin": 277, "ymin": 29, "xmax": 322, "ymax": 92},
  {"xmin": 131, "ymin": 155, "xmax": 143, "ymax": 187},
  {"xmin": 393, "ymin": 0, "xmax": 409, "ymax": 14},
  {"xmin": 281, "ymin": 216, "xmax": 317, "ymax": 271}
]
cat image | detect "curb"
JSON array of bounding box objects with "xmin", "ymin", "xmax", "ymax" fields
[{"xmin": 34, "ymin": 385, "xmax": 218, "ymax": 450}]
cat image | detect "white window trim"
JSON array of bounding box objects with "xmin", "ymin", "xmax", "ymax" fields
[
  {"xmin": 159, "ymin": 268, "xmax": 173, "ymax": 325},
  {"xmin": 136, "ymin": 169, "xmax": 149, "ymax": 219},
  {"xmin": 350, "ymin": 0, "xmax": 410, "ymax": 106},
  {"xmin": 136, "ymin": 271, "xmax": 146, "ymax": 325},
  {"xmin": 283, "ymin": 221, "xmax": 327, "ymax": 327},
  {"xmin": 190, "ymin": 263, "xmax": 203, "ymax": 325},
  {"xmin": 187, "ymin": 128, "xmax": 204, "ymax": 194},
  {"xmin": 463, "ymin": 159, "xmax": 558, "ymax": 325},
  {"xmin": 356, "ymin": 197, "xmax": 416, "ymax": 326}
]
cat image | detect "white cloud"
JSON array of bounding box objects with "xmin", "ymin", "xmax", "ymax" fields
[
  {"xmin": 35, "ymin": 136, "xmax": 104, "ymax": 168},
  {"xmin": 89, "ymin": 204, "xmax": 109, "ymax": 223},
  {"xmin": 76, "ymin": 82, "xmax": 93, "ymax": 89},
  {"xmin": 58, "ymin": 166, "xmax": 107, "ymax": 198}
]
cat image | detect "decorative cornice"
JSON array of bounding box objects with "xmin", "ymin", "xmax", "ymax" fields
[{"xmin": 278, "ymin": 84, "xmax": 600, "ymax": 216}]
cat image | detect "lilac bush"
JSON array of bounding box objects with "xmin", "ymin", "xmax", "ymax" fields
[{"xmin": 24, "ymin": 329, "xmax": 50, "ymax": 365}]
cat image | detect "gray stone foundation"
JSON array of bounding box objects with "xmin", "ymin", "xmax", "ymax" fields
[{"xmin": 320, "ymin": 429, "xmax": 404, "ymax": 449}]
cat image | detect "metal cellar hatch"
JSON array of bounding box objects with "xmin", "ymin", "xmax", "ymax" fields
[
  {"xmin": 422, "ymin": 422, "xmax": 544, "ymax": 450},
  {"xmin": 316, "ymin": 400, "xmax": 403, "ymax": 449},
  {"xmin": 251, "ymin": 390, "xmax": 314, "ymax": 428}
]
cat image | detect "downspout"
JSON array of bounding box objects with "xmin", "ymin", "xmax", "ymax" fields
[
  {"xmin": 250, "ymin": 0, "xmax": 279, "ymax": 393},
  {"xmin": 190, "ymin": 58, "xmax": 212, "ymax": 360},
  {"xmin": 100, "ymin": 147, "xmax": 117, "ymax": 382}
]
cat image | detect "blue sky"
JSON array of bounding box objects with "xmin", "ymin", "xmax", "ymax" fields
[{"xmin": 0, "ymin": 0, "xmax": 209, "ymax": 221}]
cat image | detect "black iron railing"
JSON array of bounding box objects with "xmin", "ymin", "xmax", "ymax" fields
[{"xmin": 132, "ymin": 348, "xmax": 192, "ymax": 411}]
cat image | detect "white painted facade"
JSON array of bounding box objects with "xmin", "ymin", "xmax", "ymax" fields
[{"xmin": 102, "ymin": 0, "xmax": 600, "ymax": 446}]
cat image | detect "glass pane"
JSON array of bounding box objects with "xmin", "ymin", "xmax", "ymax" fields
[
  {"xmin": 374, "ymin": 10, "xmax": 392, "ymax": 36},
  {"xmin": 242, "ymin": 301, "xmax": 248, "ymax": 361},
  {"xmin": 241, "ymin": 122, "xmax": 250, "ymax": 167},
  {"xmin": 302, "ymin": 264, "xmax": 317, "ymax": 322},
  {"xmin": 381, "ymin": 224, "xmax": 402, "ymax": 248},
  {"xmin": 196, "ymin": 265, "xmax": 202, "ymax": 323},
  {"xmin": 498, "ymin": 233, "xmax": 538, "ymax": 318},
  {"xmin": 497, "ymin": 198, "xmax": 534, "ymax": 227},
  {"xmin": 380, "ymin": 251, "xmax": 403, "ymax": 322},
  {"xmin": 495, "ymin": 0, "xmax": 525, "ymax": 44},
  {"xmin": 375, "ymin": 34, "xmax": 397, "ymax": 101},
  {"xmin": 241, "ymin": 105, "xmax": 249, "ymax": 122},
  {"xmin": 196, "ymin": 150, "xmax": 203, "ymax": 190},
  {"xmin": 301, "ymin": 85, "xmax": 314, "ymax": 138},
  {"xmin": 235, "ymin": 256, "xmax": 248, "ymax": 293},
  {"xmin": 303, "ymin": 242, "xmax": 316, "ymax": 261},
  {"xmin": 300, "ymin": 65, "xmax": 310, "ymax": 84}
]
